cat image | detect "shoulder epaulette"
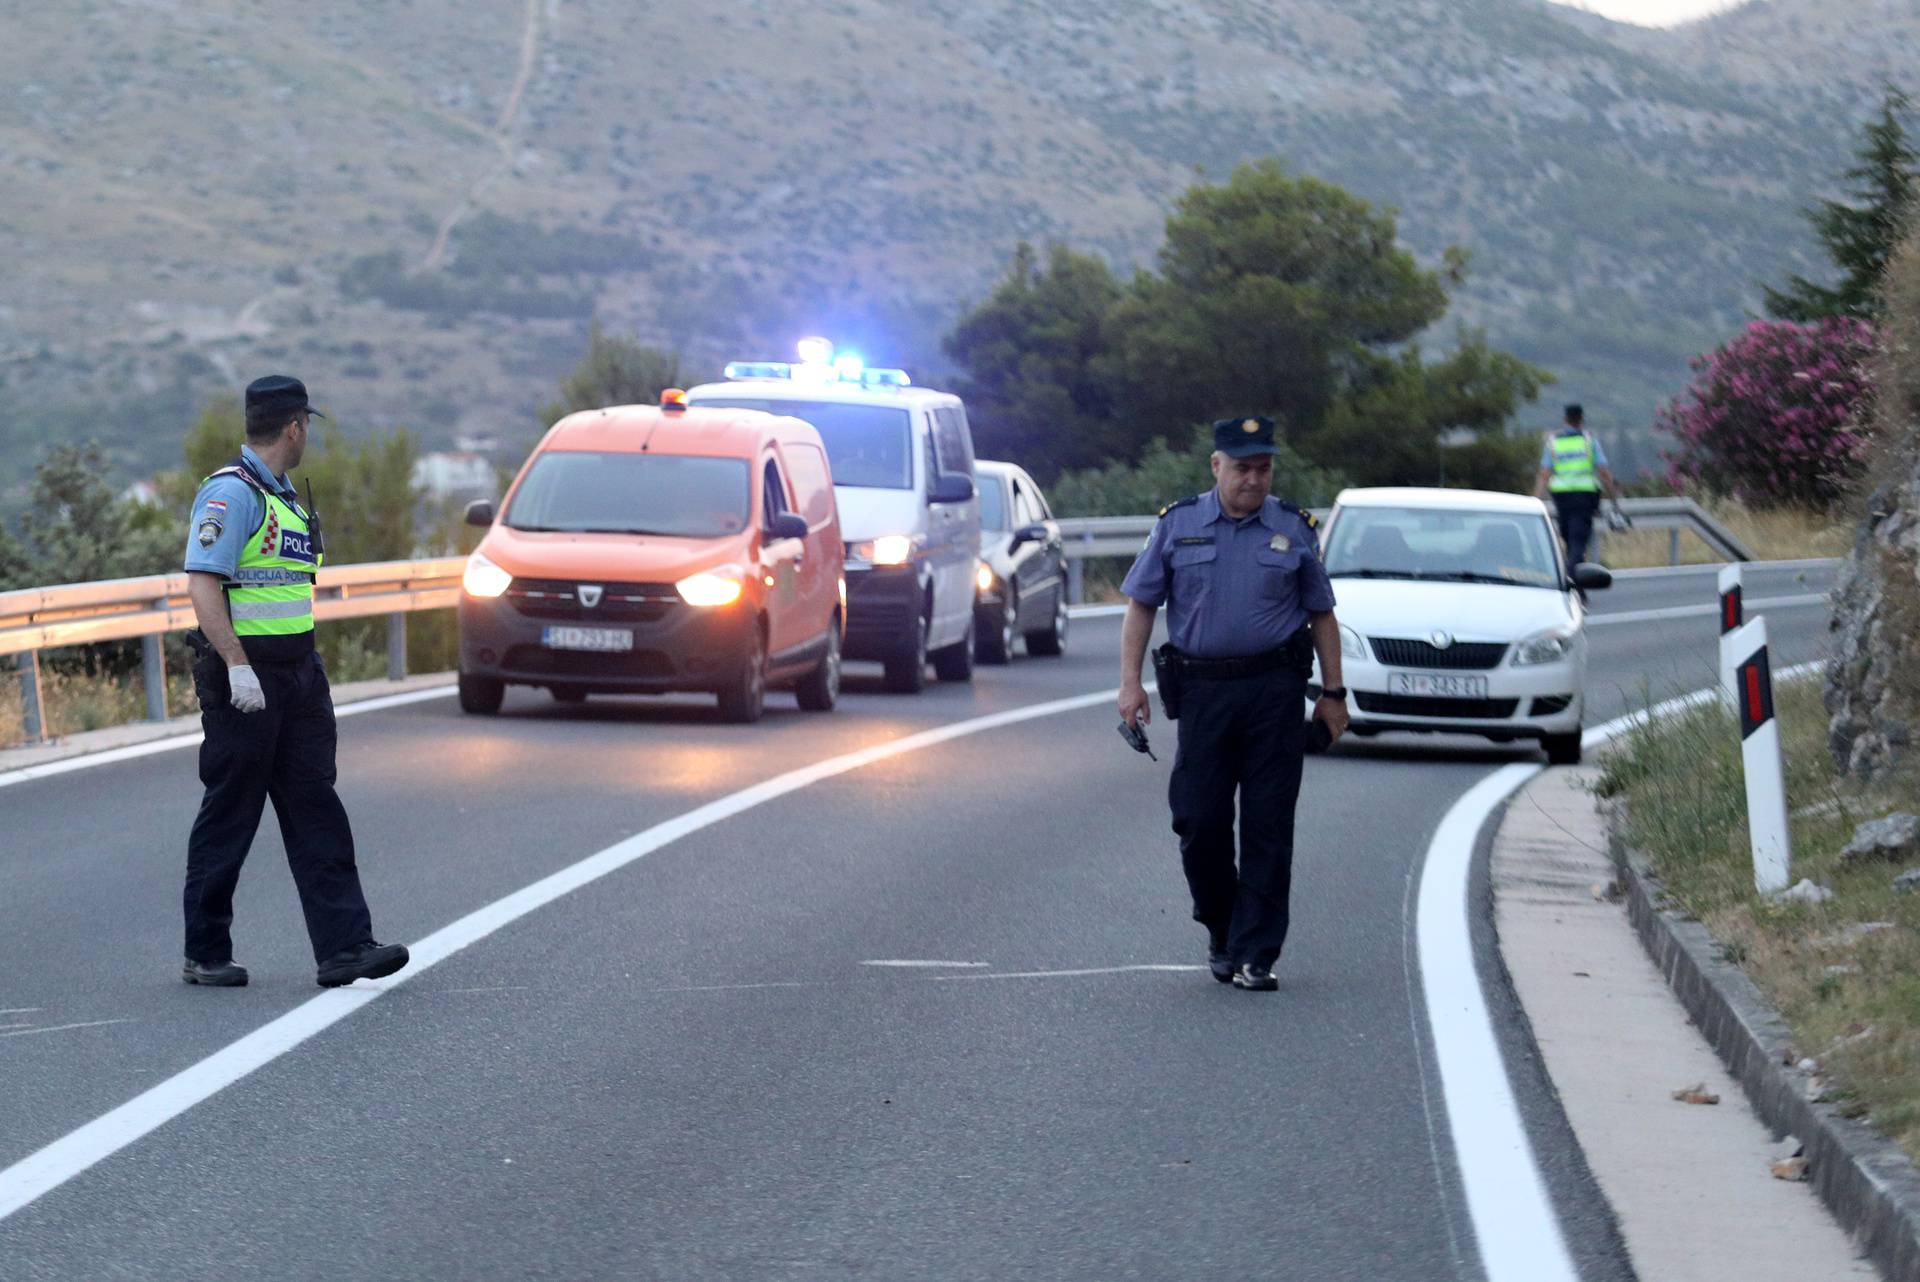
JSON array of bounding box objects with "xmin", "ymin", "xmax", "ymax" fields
[
  {"xmin": 1157, "ymin": 494, "xmax": 1202, "ymax": 519},
  {"xmin": 1275, "ymin": 498, "xmax": 1318, "ymax": 530},
  {"xmin": 204, "ymin": 461, "xmax": 270, "ymax": 495}
]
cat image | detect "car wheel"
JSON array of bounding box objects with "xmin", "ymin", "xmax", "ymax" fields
[
  {"xmin": 1026, "ymin": 588, "xmax": 1068, "ymax": 657},
  {"xmin": 1543, "ymin": 731, "xmax": 1582, "ymax": 766},
  {"xmin": 551, "ymin": 687, "xmax": 587, "ymax": 704},
  {"xmin": 883, "ymin": 613, "xmax": 930, "ymax": 694},
  {"xmin": 795, "ymin": 621, "xmax": 841, "ymax": 712},
  {"xmin": 976, "ymin": 600, "xmax": 1015, "ymax": 665},
  {"xmin": 458, "ymin": 672, "xmax": 503, "ymax": 715},
  {"xmin": 932, "ymin": 613, "xmax": 976, "ymax": 683},
  {"xmin": 717, "ymin": 624, "xmax": 767, "ymax": 723}
]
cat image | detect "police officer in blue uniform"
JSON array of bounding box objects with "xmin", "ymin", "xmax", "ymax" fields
[
  {"xmin": 1118, "ymin": 417, "xmax": 1347, "ymax": 992},
  {"xmin": 180, "ymin": 375, "xmax": 409, "ymax": 989}
]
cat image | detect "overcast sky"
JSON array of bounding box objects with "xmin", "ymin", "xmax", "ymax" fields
[{"xmin": 1550, "ymin": 0, "xmax": 1749, "ymax": 26}]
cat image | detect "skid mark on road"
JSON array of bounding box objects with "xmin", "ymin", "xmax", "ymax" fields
[{"xmin": 660, "ymin": 963, "xmax": 1205, "ymax": 995}]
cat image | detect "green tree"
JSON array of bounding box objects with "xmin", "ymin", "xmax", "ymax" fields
[
  {"xmin": 540, "ymin": 322, "xmax": 695, "ymax": 428},
  {"xmin": 0, "ymin": 443, "xmax": 178, "ymax": 591},
  {"xmin": 1766, "ymin": 86, "xmax": 1918, "ymax": 322},
  {"xmin": 1049, "ymin": 426, "xmax": 1348, "ymax": 518},
  {"xmin": 943, "ymin": 243, "xmax": 1123, "ymax": 479}
]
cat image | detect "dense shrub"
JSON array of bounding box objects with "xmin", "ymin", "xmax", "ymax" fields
[{"xmin": 1660, "ymin": 317, "xmax": 1876, "ymax": 508}]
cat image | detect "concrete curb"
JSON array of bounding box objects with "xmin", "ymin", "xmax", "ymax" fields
[{"xmin": 1606, "ymin": 802, "xmax": 1920, "ymax": 1281}]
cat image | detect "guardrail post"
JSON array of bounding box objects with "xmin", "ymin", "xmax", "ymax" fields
[
  {"xmin": 1068, "ymin": 530, "xmax": 1089, "ymax": 605},
  {"xmin": 386, "ymin": 612, "xmax": 407, "ymax": 680},
  {"xmin": 1726, "ymin": 617, "xmax": 1791, "ymax": 893},
  {"xmin": 1668, "ymin": 528, "xmax": 1681, "ymax": 566},
  {"xmin": 141, "ymin": 634, "xmax": 166, "ymax": 723},
  {"xmin": 16, "ymin": 650, "xmax": 46, "ymax": 743}
]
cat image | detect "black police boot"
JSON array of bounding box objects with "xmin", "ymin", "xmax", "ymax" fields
[
  {"xmin": 1207, "ymin": 930, "xmax": 1233, "ymax": 985},
  {"xmin": 1231, "ymin": 962, "xmax": 1278, "ymax": 992},
  {"xmin": 182, "ymin": 958, "xmax": 249, "ymax": 987},
  {"xmin": 316, "ymin": 941, "xmax": 410, "ymax": 988}
]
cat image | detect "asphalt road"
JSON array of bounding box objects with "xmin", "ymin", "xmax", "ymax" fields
[{"xmin": 0, "ymin": 562, "xmax": 1836, "ymax": 1280}]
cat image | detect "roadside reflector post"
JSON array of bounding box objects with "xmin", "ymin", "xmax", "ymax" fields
[
  {"xmin": 1727, "ymin": 617, "xmax": 1791, "ymax": 894},
  {"xmin": 1716, "ymin": 562, "xmax": 1743, "ymax": 705}
]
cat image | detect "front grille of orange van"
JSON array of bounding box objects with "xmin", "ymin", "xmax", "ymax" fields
[{"xmin": 505, "ymin": 579, "xmax": 680, "ymax": 623}]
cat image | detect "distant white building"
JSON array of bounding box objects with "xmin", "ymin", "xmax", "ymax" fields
[
  {"xmin": 412, "ymin": 452, "xmax": 497, "ymax": 503},
  {"xmin": 122, "ymin": 479, "xmax": 162, "ymax": 508}
]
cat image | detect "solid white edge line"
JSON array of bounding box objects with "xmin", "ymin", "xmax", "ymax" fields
[
  {"xmin": 0, "ymin": 687, "xmax": 456, "ymax": 791},
  {"xmin": 0, "ymin": 684, "xmax": 1125, "ymax": 1222},
  {"xmin": 1421, "ymin": 658, "xmax": 1826, "ymax": 1278},
  {"xmin": 1066, "ymin": 603, "xmax": 1129, "ymax": 619}
]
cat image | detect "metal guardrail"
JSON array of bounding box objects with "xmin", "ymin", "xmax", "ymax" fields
[
  {"xmin": 1053, "ymin": 497, "xmax": 1753, "ymax": 603},
  {"xmin": 1, "ymin": 558, "xmax": 464, "ymax": 743}
]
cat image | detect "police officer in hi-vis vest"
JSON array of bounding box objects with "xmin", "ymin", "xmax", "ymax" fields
[
  {"xmin": 1532, "ymin": 404, "xmax": 1621, "ymax": 566},
  {"xmin": 180, "ymin": 375, "xmax": 409, "ymax": 989}
]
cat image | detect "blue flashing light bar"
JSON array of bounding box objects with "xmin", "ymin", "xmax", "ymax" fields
[
  {"xmin": 722, "ymin": 355, "xmax": 912, "ymax": 389},
  {"xmin": 723, "ymin": 361, "xmax": 792, "ymax": 380}
]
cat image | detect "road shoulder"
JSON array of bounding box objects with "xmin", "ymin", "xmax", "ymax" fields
[
  {"xmin": 0, "ymin": 671, "xmax": 454, "ymax": 775},
  {"xmin": 1493, "ymin": 766, "xmax": 1877, "ymax": 1280}
]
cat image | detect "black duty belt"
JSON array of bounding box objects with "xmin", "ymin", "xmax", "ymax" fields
[{"xmin": 1176, "ymin": 630, "xmax": 1312, "ymax": 680}]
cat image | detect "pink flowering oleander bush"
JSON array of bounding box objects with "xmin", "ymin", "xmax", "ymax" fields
[{"xmin": 1661, "ymin": 317, "xmax": 1877, "ymax": 508}]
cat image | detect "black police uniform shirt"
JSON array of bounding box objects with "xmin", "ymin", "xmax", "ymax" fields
[{"xmin": 1122, "ymin": 491, "xmax": 1335, "ymax": 660}]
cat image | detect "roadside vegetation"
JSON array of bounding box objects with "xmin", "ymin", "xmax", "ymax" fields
[{"xmin": 1595, "ymin": 677, "xmax": 1920, "ymax": 1164}]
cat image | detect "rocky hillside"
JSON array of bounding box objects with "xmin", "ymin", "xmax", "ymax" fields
[{"xmin": 1, "ymin": 0, "xmax": 1915, "ymax": 494}]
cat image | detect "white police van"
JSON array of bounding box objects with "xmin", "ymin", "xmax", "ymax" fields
[{"xmin": 686, "ymin": 342, "xmax": 982, "ymax": 693}]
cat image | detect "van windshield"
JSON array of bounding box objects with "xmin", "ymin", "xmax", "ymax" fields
[
  {"xmin": 504, "ymin": 452, "xmax": 750, "ymax": 537},
  {"xmin": 688, "ymin": 397, "xmax": 912, "ymax": 490}
]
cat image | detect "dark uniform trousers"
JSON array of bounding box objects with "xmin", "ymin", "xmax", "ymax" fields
[
  {"xmin": 1168, "ymin": 665, "xmax": 1308, "ymax": 969},
  {"xmin": 1553, "ymin": 491, "xmax": 1601, "ymax": 566},
  {"xmin": 184, "ymin": 652, "xmax": 373, "ymax": 964}
]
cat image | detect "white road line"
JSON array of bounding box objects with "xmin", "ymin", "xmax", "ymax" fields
[
  {"xmin": 0, "ymin": 1020, "xmax": 133, "ymax": 1039},
  {"xmin": 0, "ymin": 687, "xmax": 455, "ymax": 790},
  {"xmin": 0, "ymin": 684, "xmax": 1123, "ymax": 1222},
  {"xmin": 931, "ymin": 964, "xmax": 1202, "ymax": 981},
  {"xmin": 859, "ymin": 960, "xmax": 991, "ymax": 968},
  {"xmin": 0, "ymin": 1008, "xmax": 42, "ymax": 1015},
  {"xmin": 1587, "ymin": 593, "xmax": 1826, "ymax": 626},
  {"xmin": 1066, "ymin": 603, "xmax": 1128, "ymax": 619},
  {"xmin": 1420, "ymin": 659, "xmax": 1827, "ymax": 1279}
]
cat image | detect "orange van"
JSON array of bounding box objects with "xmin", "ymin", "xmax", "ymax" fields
[{"xmin": 456, "ymin": 393, "xmax": 845, "ymax": 723}]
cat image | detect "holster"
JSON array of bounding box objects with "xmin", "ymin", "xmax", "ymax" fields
[
  {"xmin": 184, "ymin": 628, "xmax": 215, "ymax": 662},
  {"xmin": 1151, "ymin": 644, "xmax": 1184, "ymax": 721}
]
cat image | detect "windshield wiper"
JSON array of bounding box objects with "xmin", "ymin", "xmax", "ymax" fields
[
  {"xmin": 1329, "ymin": 568, "xmax": 1533, "ymax": 586},
  {"xmin": 1329, "ymin": 568, "xmax": 1420, "ymax": 579}
]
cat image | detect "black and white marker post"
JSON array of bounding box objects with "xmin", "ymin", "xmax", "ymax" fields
[
  {"xmin": 1724, "ymin": 615, "xmax": 1792, "ymax": 893},
  {"xmin": 1717, "ymin": 562, "xmax": 1743, "ymax": 705}
]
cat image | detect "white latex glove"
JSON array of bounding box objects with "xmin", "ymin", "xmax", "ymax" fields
[{"xmin": 227, "ymin": 664, "xmax": 266, "ymax": 713}]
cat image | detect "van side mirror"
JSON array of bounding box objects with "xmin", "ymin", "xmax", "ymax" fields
[
  {"xmin": 1008, "ymin": 522, "xmax": 1048, "ymax": 550},
  {"xmin": 928, "ymin": 471, "xmax": 975, "ymax": 504},
  {"xmin": 1571, "ymin": 563, "xmax": 1612, "ymax": 591},
  {"xmin": 464, "ymin": 499, "xmax": 495, "ymax": 528},
  {"xmin": 767, "ymin": 512, "xmax": 809, "ymax": 542}
]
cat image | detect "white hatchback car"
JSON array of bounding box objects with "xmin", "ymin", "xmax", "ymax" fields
[{"xmin": 1315, "ymin": 487, "xmax": 1612, "ymax": 764}]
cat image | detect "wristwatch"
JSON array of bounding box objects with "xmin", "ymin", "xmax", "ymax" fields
[{"xmin": 1319, "ymin": 686, "xmax": 1348, "ymax": 700}]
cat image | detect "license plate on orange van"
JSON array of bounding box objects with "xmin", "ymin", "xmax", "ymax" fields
[{"xmin": 542, "ymin": 626, "xmax": 633, "ymax": 652}]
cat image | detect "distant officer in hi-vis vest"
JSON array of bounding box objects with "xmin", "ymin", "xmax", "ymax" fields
[
  {"xmin": 179, "ymin": 375, "xmax": 409, "ymax": 989},
  {"xmin": 1532, "ymin": 404, "xmax": 1621, "ymax": 566}
]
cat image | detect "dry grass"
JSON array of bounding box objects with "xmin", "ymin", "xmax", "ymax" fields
[
  {"xmin": 1596, "ymin": 678, "xmax": 1920, "ymax": 1159},
  {"xmin": 1598, "ymin": 498, "xmax": 1853, "ymax": 568}
]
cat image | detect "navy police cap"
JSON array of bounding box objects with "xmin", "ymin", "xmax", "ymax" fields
[
  {"xmin": 1212, "ymin": 416, "xmax": 1279, "ymax": 458},
  {"xmin": 245, "ymin": 374, "xmax": 326, "ymax": 421}
]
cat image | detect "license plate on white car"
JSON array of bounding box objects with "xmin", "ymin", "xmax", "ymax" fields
[
  {"xmin": 1389, "ymin": 672, "xmax": 1489, "ymax": 699},
  {"xmin": 542, "ymin": 626, "xmax": 633, "ymax": 652}
]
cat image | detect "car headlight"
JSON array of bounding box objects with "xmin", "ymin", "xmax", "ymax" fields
[
  {"xmin": 1339, "ymin": 624, "xmax": 1366, "ymax": 660},
  {"xmin": 675, "ymin": 565, "xmax": 746, "ymax": 607},
  {"xmin": 462, "ymin": 551, "xmax": 512, "ymax": 598},
  {"xmin": 1512, "ymin": 629, "xmax": 1575, "ymax": 666},
  {"xmin": 851, "ymin": 534, "xmax": 915, "ymax": 566},
  {"xmin": 976, "ymin": 563, "xmax": 996, "ymax": 594}
]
